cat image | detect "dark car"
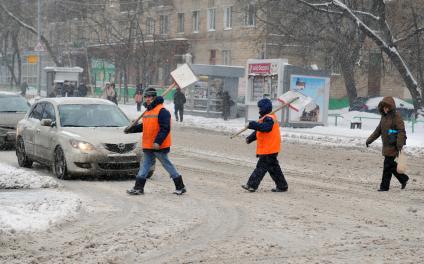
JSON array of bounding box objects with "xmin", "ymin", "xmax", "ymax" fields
[
  {"xmin": 0, "ymin": 92, "xmax": 30, "ymax": 149},
  {"xmin": 349, "ymin": 96, "xmax": 415, "ymax": 120}
]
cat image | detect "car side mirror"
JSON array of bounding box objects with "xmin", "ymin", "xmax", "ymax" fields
[{"xmin": 40, "ymin": 119, "xmax": 53, "ymax": 127}]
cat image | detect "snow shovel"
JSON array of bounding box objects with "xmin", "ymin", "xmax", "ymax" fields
[
  {"xmin": 230, "ymin": 91, "xmax": 311, "ymax": 139},
  {"xmin": 125, "ymin": 64, "xmax": 198, "ymax": 131}
]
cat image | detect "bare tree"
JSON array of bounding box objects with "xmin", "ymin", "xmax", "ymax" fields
[
  {"xmin": 297, "ymin": 0, "xmax": 423, "ymax": 114},
  {"xmin": 253, "ymin": 0, "xmax": 370, "ymax": 106}
]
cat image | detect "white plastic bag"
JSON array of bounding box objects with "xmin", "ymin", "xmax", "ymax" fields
[{"xmin": 397, "ymin": 151, "xmax": 407, "ymax": 174}]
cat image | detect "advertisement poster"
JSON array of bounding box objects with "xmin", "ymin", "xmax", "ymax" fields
[{"xmin": 289, "ymin": 75, "xmax": 327, "ymax": 123}]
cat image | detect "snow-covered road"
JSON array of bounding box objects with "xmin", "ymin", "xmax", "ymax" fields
[{"xmin": 1, "ymin": 123, "xmax": 423, "ymax": 263}]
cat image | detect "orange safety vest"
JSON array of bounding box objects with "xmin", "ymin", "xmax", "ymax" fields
[
  {"xmin": 256, "ymin": 114, "xmax": 281, "ymax": 155},
  {"xmin": 142, "ymin": 104, "xmax": 171, "ymax": 149}
]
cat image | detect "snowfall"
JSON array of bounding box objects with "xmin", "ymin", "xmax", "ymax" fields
[{"xmin": 1, "ymin": 99, "xmax": 423, "ymax": 234}]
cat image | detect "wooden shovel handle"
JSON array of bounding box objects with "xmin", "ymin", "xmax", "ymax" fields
[
  {"xmin": 230, "ymin": 97, "xmax": 299, "ymax": 139},
  {"xmin": 126, "ymin": 81, "xmax": 177, "ymax": 130}
]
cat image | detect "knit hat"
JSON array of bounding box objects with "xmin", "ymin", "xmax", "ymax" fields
[{"xmin": 144, "ymin": 87, "xmax": 157, "ymax": 97}]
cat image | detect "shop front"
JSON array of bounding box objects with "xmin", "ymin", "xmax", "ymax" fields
[{"xmin": 185, "ymin": 64, "xmax": 244, "ymax": 119}]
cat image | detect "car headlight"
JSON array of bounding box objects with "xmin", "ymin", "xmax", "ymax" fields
[{"xmin": 70, "ymin": 139, "xmax": 95, "ymax": 151}]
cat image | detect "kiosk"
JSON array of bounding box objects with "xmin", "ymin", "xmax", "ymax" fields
[
  {"xmin": 245, "ymin": 59, "xmax": 288, "ymax": 122},
  {"xmin": 244, "ymin": 59, "xmax": 330, "ymax": 127},
  {"xmin": 185, "ymin": 64, "xmax": 244, "ymax": 119},
  {"xmin": 44, "ymin": 67, "xmax": 83, "ymax": 97}
]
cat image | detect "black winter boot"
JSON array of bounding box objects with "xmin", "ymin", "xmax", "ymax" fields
[
  {"xmin": 127, "ymin": 178, "xmax": 146, "ymax": 195},
  {"xmin": 173, "ymin": 176, "xmax": 186, "ymax": 195}
]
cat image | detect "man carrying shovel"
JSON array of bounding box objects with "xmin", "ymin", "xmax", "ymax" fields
[
  {"xmin": 124, "ymin": 64, "xmax": 198, "ymax": 195},
  {"xmin": 233, "ymin": 91, "xmax": 311, "ymax": 193},
  {"xmin": 125, "ymin": 87, "xmax": 186, "ymax": 195},
  {"xmin": 241, "ymin": 98, "xmax": 289, "ymax": 193}
]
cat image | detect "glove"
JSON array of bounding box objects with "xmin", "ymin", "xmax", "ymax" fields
[
  {"xmin": 246, "ymin": 137, "xmax": 252, "ymax": 144},
  {"xmin": 247, "ymin": 121, "xmax": 257, "ymax": 130},
  {"xmin": 153, "ymin": 143, "xmax": 160, "ymax": 150},
  {"xmin": 124, "ymin": 126, "xmax": 131, "ymax": 134},
  {"xmin": 366, "ymin": 142, "xmax": 369, "ymax": 148}
]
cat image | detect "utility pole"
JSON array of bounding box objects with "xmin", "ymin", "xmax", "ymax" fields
[{"xmin": 37, "ymin": 0, "xmax": 42, "ymax": 96}]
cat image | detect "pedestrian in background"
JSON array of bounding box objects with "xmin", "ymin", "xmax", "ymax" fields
[
  {"xmin": 242, "ymin": 98, "xmax": 288, "ymax": 193},
  {"xmin": 20, "ymin": 82, "xmax": 28, "ymax": 97},
  {"xmin": 366, "ymin": 96, "xmax": 409, "ymax": 191},
  {"xmin": 173, "ymin": 87, "xmax": 186, "ymax": 122},
  {"xmin": 222, "ymin": 91, "xmax": 234, "ymax": 121},
  {"xmin": 125, "ymin": 87, "xmax": 186, "ymax": 195},
  {"xmin": 134, "ymin": 89, "xmax": 143, "ymax": 111}
]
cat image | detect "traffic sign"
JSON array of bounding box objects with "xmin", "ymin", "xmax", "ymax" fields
[
  {"xmin": 27, "ymin": 55, "xmax": 38, "ymax": 64},
  {"xmin": 34, "ymin": 42, "xmax": 45, "ymax": 52}
]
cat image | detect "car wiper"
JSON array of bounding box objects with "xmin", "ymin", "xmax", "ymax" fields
[
  {"xmin": 0, "ymin": 110, "xmax": 23, "ymax": 113},
  {"xmin": 0, "ymin": 125, "xmax": 15, "ymax": 129},
  {"xmin": 96, "ymin": 125, "xmax": 121, "ymax": 127},
  {"xmin": 62, "ymin": 125, "xmax": 90, "ymax": 127}
]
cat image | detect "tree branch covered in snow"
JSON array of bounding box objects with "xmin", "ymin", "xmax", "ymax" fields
[
  {"xmin": 394, "ymin": 27, "xmax": 424, "ymax": 44},
  {"xmin": 0, "ymin": 2, "xmax": 61, "ymax": 66},
  {"xmin": 297, "ymin": 0, "xmax": 423, "ymax": 113}
]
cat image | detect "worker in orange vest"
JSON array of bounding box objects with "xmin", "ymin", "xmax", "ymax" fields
[
  {"xmin": 242, "ymin": 98, "xmax": 288, "ymax": 192},
  {"xmin": 125, "ymin": 87, "xmax": 186, "ymax": 195}
]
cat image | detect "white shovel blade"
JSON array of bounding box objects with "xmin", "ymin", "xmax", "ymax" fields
[
  {"xmin": 170, "ymin": 64, "xmax": 198, "ymax": 89},
  {"xmin": 277, "ymin": 90, "xmax": 312, "ymax": 112}
]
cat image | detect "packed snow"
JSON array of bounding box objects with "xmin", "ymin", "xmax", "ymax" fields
[{"xmin": 1, "ymin": 98, "xmax": 423, "ymax": 234}]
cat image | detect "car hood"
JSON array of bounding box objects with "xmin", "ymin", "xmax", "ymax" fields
[
  {"xmin": 60, "ymin": 127, "xmax": 139, "ymax": 145},
  {"xmin": 0, "ymin": 112, "xmax": 27, "ymax": 129}
]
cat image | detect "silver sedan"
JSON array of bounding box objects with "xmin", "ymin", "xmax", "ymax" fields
[{"xmin": 15, "ymin": 97, "xmax": 153, "ymax": 179}]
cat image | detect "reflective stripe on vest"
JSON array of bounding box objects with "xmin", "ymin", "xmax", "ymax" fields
[
  {"xmin": 256, "ymin": 114, "xmax": 281, "ymax": 155},
  {"xmin": 142, "ymin": 104, "xmax": 171, "ymax": 149}
]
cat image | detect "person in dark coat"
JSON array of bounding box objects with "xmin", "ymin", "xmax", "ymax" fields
[
  {"xmin": 125, "ymin": 88, "xmax": 186, "ymax": 195},
  {"xmin": 242, "ymin": 98, "xmax": 288, "ymax": 193},
  {"xmin": 173, "ymin": 87, "xmax": 186, "ymax": 122},
  {"xmin": 78, "ymin": 83, "xmax": 87, "ymax": 97},
  {"xmin": 20, "ymin": 82, "xmax": 28, "ymax": 96},
  {"xmin": 366, "ymin": 96, "xmax": 409, "ymax": 191},
  {"xmin": 222, "ymin": 91, "xmax": 234, "ymax": 120}
]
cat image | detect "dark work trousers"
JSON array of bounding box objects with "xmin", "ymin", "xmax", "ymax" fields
[
  {"xmin": 136, "ymin": 102, "xmax": 142, "ymax": 112},
  {"xmin": 174, "ymin": 104, "xmax": 184, "ymax": 122},
  {"xmin": 381, "ymin": 156, "xmax": 409, "ymax": 190},
  {"xmin": 247, "ymin": 153, "xmax": 288, "ymax": 190}
]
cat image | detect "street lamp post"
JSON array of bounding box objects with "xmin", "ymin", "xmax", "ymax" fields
[{"xmin": 37, "ymin": 0, "xmax": 42, "ymax": 96}]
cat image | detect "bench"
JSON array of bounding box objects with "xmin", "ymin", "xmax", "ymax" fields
[{"xmin": 350, "ymin": 122, "xmax": 362, "ymax": 129}]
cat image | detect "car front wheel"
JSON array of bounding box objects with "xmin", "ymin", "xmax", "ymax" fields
[
  {"xmin": 53, "ymin": 146, "xmax": 69, "ymax": 180},
  {"xmin": 16, "ymin": 137, "xmax": 33, "ymax": 168}
]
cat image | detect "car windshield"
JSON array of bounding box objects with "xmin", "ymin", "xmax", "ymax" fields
[
  {"xmin": 0, "ymin": 95, "xmax": 30, "ymax": 112},
  {"xmin": 59, "ymin": 104, "xmax": 130, "ymax": 127}
]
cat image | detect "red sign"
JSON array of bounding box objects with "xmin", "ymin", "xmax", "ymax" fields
[{"xmin": 249, "ymin": 63, "xmax": 271, "ymax": 74}]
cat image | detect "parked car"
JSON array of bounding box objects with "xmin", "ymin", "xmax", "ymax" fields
[
  {"xmin": 16, "ymin": 97, "xmax": 154, "ymax": 179},
  {"xmin": 0, "ymin": 92, "xmax": 30, "ymax": 149},
  {"xmin": 349, "ymin": 96, "xmax": 415, "ymax": 120}
]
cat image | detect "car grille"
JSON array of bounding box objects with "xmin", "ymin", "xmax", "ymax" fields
[
  {"xmin": 104, "ymin": 143, "xmax": 136, "ymax": 154},
  {"xmin": 98, "ymin": 162, "xmax": 139, "ymax": 170}
]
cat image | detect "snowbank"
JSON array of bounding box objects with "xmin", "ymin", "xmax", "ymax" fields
[{"xmin": 0, "ymin": 162, "xmax": 60, "ymax": 189}]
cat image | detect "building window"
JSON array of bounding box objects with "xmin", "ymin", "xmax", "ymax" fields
[
  {"xmin": 207, "ymin": 8, "xmax": 216, "ymax": 31},
  {"xmin": 210, "ymin": 49, "xmax": 216, "ymax": 65},
  {"xmin": 119, "ymin": 0, "xmax": 137, "ymax": 13},
  {"xmin": 192, "ymin": 10, "xmax": 200, "ymax": 32},
  {"xmin": 222, "ymin": 50, "xmax": 231, "ymax": 65},
  {"xmin": 146, "ymin": 18, "xmax": 155, "ymax": 35},
  {"xmin": 224, "ymin": 6, "xmax": 232, "ymax": 29},
  {"xmin": 177, "ymin": 13, "xmax": 185, "ymax": 33},
  {"xmin": 160, "ymin": 15, "xmax": 169, "ymax": 34},
  {"xmin": 245, "ymin": 4, "xmax": 256, "ymax": 26}
]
